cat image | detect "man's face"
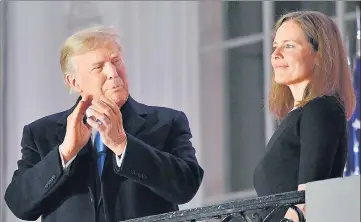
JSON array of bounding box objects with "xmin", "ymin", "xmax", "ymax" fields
[{"xmin": 66, "ymin": 45, "xmax": 129, "ymax": 107}]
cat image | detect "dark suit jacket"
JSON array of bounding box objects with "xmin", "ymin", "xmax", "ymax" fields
[{"xmin": 4, "ymin": 96, "xmax": 204, "ymax": 222}]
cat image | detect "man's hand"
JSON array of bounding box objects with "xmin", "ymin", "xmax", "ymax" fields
[
  {"xmin": 60, "ymin": 95, "xmax": 92, "ymax": 162},
  {"xmin": 86, "ymin": 95, "xmax": 127, "ymax": 156}
]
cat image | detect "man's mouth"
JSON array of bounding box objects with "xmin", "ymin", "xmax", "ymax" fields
[{"xmin": 110, "ymin": 86, "xmax": 122, "ymax": 91}]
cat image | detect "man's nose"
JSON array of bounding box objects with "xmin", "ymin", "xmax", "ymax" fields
[{"xmin": 103, "ymin": 62, "xmax": 118, "ymax": 79}]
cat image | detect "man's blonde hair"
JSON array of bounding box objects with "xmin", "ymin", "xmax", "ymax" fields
[
  {"xmin": 269, "ymin": 11, "xmax": 356, "ymax": 120},
  {"xmin": 60, "ymin": 26, "xmax": 122, "ymax": 77}
]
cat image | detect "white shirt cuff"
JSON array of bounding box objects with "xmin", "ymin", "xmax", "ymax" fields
[
  {"xmin": 59, "ymin": 147, "xmax": 77, "ymax": 169},
  {"xmin": 115, "ymin": 142, "xmax": 127, "ymax": 167}
]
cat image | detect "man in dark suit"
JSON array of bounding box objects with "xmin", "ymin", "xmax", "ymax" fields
[{"xmin": 4, "ymin": 26, "xmax": 204, "ymax": 222}]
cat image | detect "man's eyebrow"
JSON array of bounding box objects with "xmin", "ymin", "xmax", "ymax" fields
[
  {"xmin": 110, "ymin": 53, "xmax": 121, "ymax": 58},
  {"xmin": 92, "ymin": 60, "xmax": 105, "ymax": 66}
]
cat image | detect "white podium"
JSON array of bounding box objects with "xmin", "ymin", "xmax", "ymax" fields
[{"xmin": 306, "ymin": 175, "xmax": 360, "ymax": 222}]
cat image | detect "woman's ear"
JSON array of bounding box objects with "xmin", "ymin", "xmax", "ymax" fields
[
  {"xmin": 313, "ymin": 53, "xmax": 320, "ymax": 67},
  {"xmin": 315, "ymin": 58, "xmax": 319, "ymax": 67}
]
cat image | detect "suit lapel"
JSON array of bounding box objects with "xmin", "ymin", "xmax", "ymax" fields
[
  {"xmin": 123, "ymin": 114, "xmax": 146, "ymax": 136},
  {"xmin": 119, "ymin": 95, "xmax": 149, "ymax": 137},
  {"xmin": 55, "ymin": 125, "xmax": 66, "ymax": 146}
]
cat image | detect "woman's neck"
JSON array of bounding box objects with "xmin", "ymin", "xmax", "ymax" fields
[{"xmin": 288, "ymin": 81, "xmax": 310, "ymax": 108}]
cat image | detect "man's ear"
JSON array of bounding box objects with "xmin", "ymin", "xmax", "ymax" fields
[{"xmin": 65, "ymin": 73, "xmax": 82, "ymax": 93}]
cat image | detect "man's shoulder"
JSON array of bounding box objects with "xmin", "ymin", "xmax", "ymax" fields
[
  {"xmin": 138, "ymin": 102, "xmax": 184, "ymax": 118},
  {"xmin": 131, "ymin": 99, "xmax": 190, "ymax": 127},
  {"xmin": 26, "ymin": 110, "xmax": 69, "ymax": 129}
]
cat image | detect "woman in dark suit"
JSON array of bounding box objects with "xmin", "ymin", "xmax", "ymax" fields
[{"xmin": 253, "ymin": 11, "xmax": 356, "ymax": 221}]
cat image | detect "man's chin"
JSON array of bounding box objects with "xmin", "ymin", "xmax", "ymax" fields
[{"xmin": 107, "ymin": 92, "xmax": 129, "ymax": 107}]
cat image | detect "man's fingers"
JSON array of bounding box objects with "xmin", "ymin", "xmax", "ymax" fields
[
  {"xmin": 100, "ymin": 95, "xmax": 119, "ymax": 114},
  {"xmin": 91, "ymin": 99, "xmax": 115, "ymax": 117},
  {"xmin": 85, "ymin": 122, "xmax": 92, "ymax": 131},
  {"xmin": 73, "ymin": 95, "xmax": 92, "ymax": 121},
  {"xmin": 86, "ymin": 108, "xmax": 111, "ymax": 125},
  {"xmin": 86, "ymin": 117, "xmax": 105, "ymax": 132}
]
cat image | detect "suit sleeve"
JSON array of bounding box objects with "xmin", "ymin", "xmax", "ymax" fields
[
  {"xmin": 4, "ymin": 125, "xmax": 72, "ymax": 221},
  {"xmin": 298, "ymin": 98, "xmax": 346, "ymax": 184},
  {"xmin": 113, "ymin": 111, "xmax": 204, "ymax": 204}
]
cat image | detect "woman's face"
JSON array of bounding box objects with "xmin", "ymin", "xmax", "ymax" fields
[{"xmin": 271, "ymin": 20, "xmax": 317, "ymax": 86}]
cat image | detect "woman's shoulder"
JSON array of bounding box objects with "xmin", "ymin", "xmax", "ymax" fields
[
  {"xmin": 303, "ymin": 95, "xmax": 345, "ymax": 114},
  {"xmin": 300, "ymin": 95, "xmax": 346, "ymax": 125}
]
